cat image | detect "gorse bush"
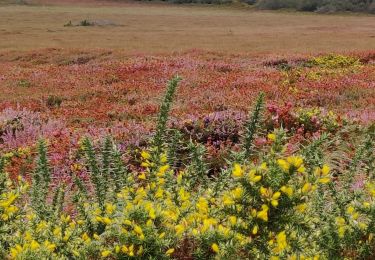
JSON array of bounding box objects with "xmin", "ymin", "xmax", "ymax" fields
[{"xmin": 0, "ymin": 77, "xmax": 375, "ymax": 259}]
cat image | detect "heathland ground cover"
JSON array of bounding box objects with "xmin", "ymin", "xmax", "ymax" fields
[{"xmin": 0, "ymin": 1, "xmax": 375, "ymax": 259}]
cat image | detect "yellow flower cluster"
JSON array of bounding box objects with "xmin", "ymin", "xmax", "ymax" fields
[{"xmin": 0, "ymin": 144, "xmax": 374, "ymax": 259}]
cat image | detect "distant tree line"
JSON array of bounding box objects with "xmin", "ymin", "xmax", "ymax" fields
[
  {"xmin": 254, "ymin": 0, "xmax": 375, "ymax": 13},
  {"xmin": 135, "ymin": 0, "xmax": 375, "ymax": 13}
]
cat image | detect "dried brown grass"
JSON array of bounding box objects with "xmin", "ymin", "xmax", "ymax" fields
[{"xmin": 0, "ymin": 1, "xmax": 374, "ymax": 54}]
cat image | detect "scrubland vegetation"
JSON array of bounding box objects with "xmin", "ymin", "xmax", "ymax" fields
[
  {"xmin": 134, "ymin": 0, "xmax": 375, "ymax": 13},
  {"xmin": 0, "ymin": 0, "xmax": 375, "ymax": 259},
  {"xmin": 1, "ymin": 52, "xmax": 375, "ymax": 259},
  {"xmin": 255, "ymin": 0, "xmax": 375, "ymax": 13}
]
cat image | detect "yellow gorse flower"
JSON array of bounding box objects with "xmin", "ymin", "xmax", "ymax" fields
[
  {"xmin": 248, "ymin": 169, "xmax": 262, "ymax": 183},
  {"xmin": 166, "ymin": 248, "xmax": 175, "ymax": 255},
  {"xmin": 267, "ymin": 133, "xmax": 276, "ymax": 142},
  {"xmin": 273, "ymin": 231, "xmax": 288, "ymax": 254},
  {"xmin": 211, "ymin": 243, "xmax": 220, "ymax": 253},
  {"xmin": 101, "ymin": 250, "xmax": 111, "ymax": 257},
  {"xmin": 280, "ymin": 186, "xmax": 293, "ymax": 197},
  {"xmin": 277, "ymin": 159, "xmax": 290, "ymax": 172},
  {"xmin": 232, "ymin": 163, "xmax": 244, "ymax": 178},
  {"xmin": 141, "ymin": 150, "xmax": 151, "ymax": 160},
  {"xmin": 257, "ymin": 204, "xmax": 269, "ymax": 222},
  {"xmin": 314, "ymin": 164, "xmax": 331, "ymax": 184}
]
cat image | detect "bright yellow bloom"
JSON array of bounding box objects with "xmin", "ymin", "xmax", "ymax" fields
[
  {"xmin": 102, "ymin": 217, "xmax": 112, "ymax": 225},
  {"xmin": 271, "ymin": 200, "xmax": 279, "ymax": 207},
  {"xmin": 260, "ymin": 162, "xmax": 268, "ymax": 171},
  {"xmin": 272, "ymin": 191, "xmax": 281, "ymax": 200},
  {"xmin": 260, "ymin": 186, "xmax": 269, "ymax": 197},
  {"xmin": 277, "ymin": 159, "xmax": 290, "ymax": 172},
  {"xmin": 296, "ymin": 203, "xmax": 307, "ymax": 213},
  {"xmin": 229, "ymin": 215, "xmax": 237, "ymax": 226},
  {"xmin": 248, "ymin": 169, "xmax": 262, "ymax": 183},
  {"xmin": 166, "ymin": 248, "xmax": 175, "ymax": 255},
  {"xmin": 268, "ymin": 133, "xmax": 276, "ymax": 142},
  {"xmin": 232, "ymin": 163, "xmax": 244, "ymax": 178},
  {"xmin": 257, "ymin": 204, "xmax": 269, "ymax": 221},
  {"xmin": 321, "ymin": 164, "xmax": 330, "ymax": 175},
  {"xmin": 0, "ymin": 193, "xmax": 18, "ymax": 208},
  {"xmin": 222, "ymin": 194, "xmax": 235, "ymax": 206},
  {"xmin": 287, "ymin": 156, "xmax": 304, "ymax": 169},
  {"xmin": 302, "ymin": 183, "xmax": 312, "ymax": 193},
  {"xmin": 232, "ymin": 187, "xmax": 244, "ymax": 199},
  {"xmin": 141, "ymin": 150, "xmax": 150, "ymax": 160},
  {"xmin": 82, "ymin": 232, "xmax": 90, "ymax": 241},
  {"xmin": 10, "ymin": 244, "xmax": 23, "ymax": 258},
  {"xmin": 273, "ymin": 231, "xmax": 288, "ymax": 254},
  {"xmin": 149, "ymin": 208, "xmax": 156, "ymax": 219},
  {"xmin": 318, "ymin": 177, "xmax": 330, "ymax": 184},
  {"xmin": 175, "ymin": 224, "xmax": 185, "ymax": 236},
  {"xmin": 252, "ymin": 225, "xmax": 259, "ymax": 235},
  {"xmin": 101, "ymin": 250, "xmax": 111, "ymax": 257},
  {"xmin": 121, "ymin": 245, "xmax": 128, "ymax": 253},
  {"xmin": 133, "ymin": 225, "xmax": 143, "ymax": 235},
  {"xmin": 280, "ymin": 186, "xmax": 293, "ymax": 197},
  {"xmin": 347, "ymin": 206, "xmax": 355, "ymax": 215},
  {"xmin": 44, "ymin": 240, "xmax": 56, "ymax": 252},
  {"xmin": 196, "ymin": 197, "xmax": 209, "ymax": 214},
  {"xmin": 315, "ymin": 164, "xmax": 331, "ymax": 183},
  {"xmin": 141, "ymin": 162, "xmax": 150, "ymax": 167},
  {"xmin": 157, "ymin": 165, "xmax": 170, "ymax": 176},
  {"xmin": 138, "ymin": 172, "xmax": 146, "ymax": 180},
  {"xmin": 160, "ymin": 153, "xmax": 168, "ymax": 163},
  {"xmin": 105, "ymin": 203, "xmax": 116, "ymax": 215},
  {"xmin": 211, "ymin": 243, "xmax": 220, "ymax": 253},
  {"xmin": 178, "ymin": 188, "xmax": 190, "ymax": 201},
  {"xmin": 30, "ymin": 240, "xmax": 40, "ymax": 250}
]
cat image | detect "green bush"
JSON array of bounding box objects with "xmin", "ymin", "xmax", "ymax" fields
[{"xmin": 255, "ymin": 0, "xmax": 374, "ymax": 12}]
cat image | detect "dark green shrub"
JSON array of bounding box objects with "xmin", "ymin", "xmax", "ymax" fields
[
  {"xmin": 17, "ymin": 79, "xmax": 31, "ymax": 88},
  {"xmin": 256, "ymin": 0, "xmax": 295, "ymax": 9},
  {"xmin": 80, "ymin": 19, "xmax": 94, "ymax": 26},
  {"xmin": 256, "ymin": 0, "xmax": 374, "ymax": 12},
  {"xmin": 46, "ymin": 95, "xmax": 63, "ymax": 108},
  {"xmin": 297, "ymin": 0, "xmax": 324, "ymax": 11}
]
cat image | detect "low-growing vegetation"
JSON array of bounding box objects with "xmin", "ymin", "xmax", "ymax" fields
[
  {"xmin": 255, "ymin": 0, "xmax": 375, "ymax": 13},
  {"xmin": 0, "ymin": 75, "xmax": 374, "ymax": 259},
  {"xmin": 0, "ymin": 0, "xmax": 374, "ymax": 259},
  {"xmin": 134, "ymin": 0, "xmax": 375, "ymax": 13}
]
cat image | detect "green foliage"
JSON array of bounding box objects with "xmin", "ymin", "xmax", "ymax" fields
[
  {"xmin": 17, "ymin": 79, "xmax": 31, "ymax": 88},
  {"xmin": 243, "ymin": 92, "xmax": 265, "ymax": 160},
  {"xmin": 79, "ymin": 20, "xmax": 94, "ymax": 26},
  {"xmin": 31, "ymin": 139, "xmax": 51, "ymax": 220},
  {"xmin": 153, "ymin": 76, "xmax": 181, "ymax": 155},
  {"xmin": 46, "ymin": 95, "xmax": 63, "ymax": 108},
  {"xmin": 186, "ymin": 140, "xmax": 209, "ymax": 188},
  {"xmin": 82, "ymin": 137, "xmax": 106, "ymax": 211},
  {"xmin": 256, "ymin": 0, "xmax": 375, "ymax": 12}
]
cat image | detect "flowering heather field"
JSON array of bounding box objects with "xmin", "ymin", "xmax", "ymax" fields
[{"xmin": 0, "ymin": 49, "xmax": 375, "ymax": 259}]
